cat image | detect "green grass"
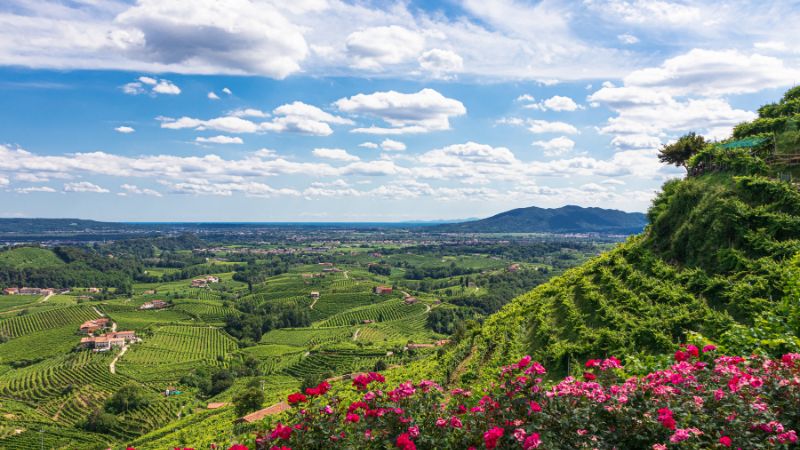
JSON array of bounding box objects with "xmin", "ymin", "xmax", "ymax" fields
[
  {"xmin": 0, "ymin": 247, "xmax": 65, "ymax": 269},
  {"xmin": 0, "ymin": 295, "xmax": 41, "ymax": 313}
]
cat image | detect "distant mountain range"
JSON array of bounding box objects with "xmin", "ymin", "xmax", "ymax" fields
[
  {"xmin": 0, "ymin": 207, "xmax": 647, "ymax": 237},
  {"xmin": 430, "ymin": 205, "xmax": 648, "ymax": 234}
]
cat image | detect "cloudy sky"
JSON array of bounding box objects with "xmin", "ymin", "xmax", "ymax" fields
[{"xmin": 1, "ymin": 0, "xmax": 799, "ymax": 221}]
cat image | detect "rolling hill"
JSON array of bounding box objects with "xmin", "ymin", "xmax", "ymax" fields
[
  {"xmin": 0, "ymin": 247, "xmax": 65, "ymax": 269},
  {"xmin": 431, "ymin": 204, "xmax": 648, "ymax": 234},
  {"xmin": 445, "ymin": 173, "xmax": 800, "ymax": 381}
]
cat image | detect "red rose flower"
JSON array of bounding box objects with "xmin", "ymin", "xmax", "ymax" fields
[
  {"xmin": 396, "ymin": 432, "xmax": 416, "ymax": 450},
  {"xmin": 287, "ymin": 392, "xmax": 307, "ymax": 404},
  {"xmin": 484, "ymin": 426, "xmax": 504, "ymax": 449}
]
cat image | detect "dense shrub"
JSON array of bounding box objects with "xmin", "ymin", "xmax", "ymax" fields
[{"xmin": 249, "ymin": 350, "xmax": 800, "ymax": 449}]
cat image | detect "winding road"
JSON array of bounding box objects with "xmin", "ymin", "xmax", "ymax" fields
[{"xmin": 109, "ymin": 345, "xmax": 127, "ymax": 374}]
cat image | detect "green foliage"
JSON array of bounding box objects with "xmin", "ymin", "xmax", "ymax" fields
[
  {"xmin": 647, "ymin": 175, "xmax": 800, "ymax": 273},
  {"xmin": 734, "ymin": 85, "xmax": 800, "ymax": 139},
  {"xmin": 0, "ymin": 245, "xmax": 138, "ymax": 290},
  {"xmin": 466, "ymin": 171, "xmax": 800, "ymax": 378},
  {"xmin": 232, "ymin": 386, "xmax": 265, "ymax": 416},
  {"xmin": 658, "ymin": 132, "xmax": 706, "ymax": 170},
  {"xmin": 687, "ymin": 146, "xmax": 768, "ymax": 176},
  {"xmin": 105, "ymin": 383, "xmax": 152, "ymax": 414},
  {"xmin": 83, "ymin": 408, "xmax": 120, "ymax": 433},
  {"xmin": 0, "ymin": 246, "xmax": 65, "ymax": 269}
]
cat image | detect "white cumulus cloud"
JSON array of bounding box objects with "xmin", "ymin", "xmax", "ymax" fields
[
  {"xmin": 336, "ymin": 88, "xmax": 466, "ymax": 134},
  {"xmin": 418, "ymin": 49, "xmax": 463, "ymax": 78},
  {"xmin": 195, "ymin": 135, "xmax": 244, "ymax": 144},
  {"xmin": 120, "ymin": 184, "xmax": 162, "ymax": 197},
  {"xmin": 123, "ymin": 76, "xmax": 180, "ymax": 96},
  {"xmin": 312, "ymin": 148, "xmax": 360, "ymax": 162},
  {"xmin": 380, "ymin": 139, "xmax": 406, "ymax": 151},
  {"xmin": 532, "ymin": 136, "xmax": 575, "ymax": 157},
  {"xmin": 524, "ymin": 95, "xmax": 582, "ymax": 111},
  {"xmin": 64, "ymin": 181, "xmax": 109, "ymax": 193},
  {"xmin": 346, "ymin": 25, "xmax": 425, "ymax": 70}
]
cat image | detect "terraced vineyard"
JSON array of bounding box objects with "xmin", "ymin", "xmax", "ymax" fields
[
  {"xmin": 117, "ymin": 325, "xmax": 237, "ymax": 384},
  {"xmin": 173, "ymin": 300, "xmax": 238, "ymax": 323},
  {"xmin": 260, "ymin": 326, "xmax": 354, "ymax": 347},
  {"xmin": 317, "ymin": 300, "xmax": 427, "ymax": 327},
  {"xmin": 0, "ymin": 305, "xmax": 98, "ymax": 338},
  {"xmin": 308, "ymin": 292, "xmax": 379, "ymax": 320},
  {"xmin": 283, "ymin": 349, "xmax": 404, "ymax": 379}
]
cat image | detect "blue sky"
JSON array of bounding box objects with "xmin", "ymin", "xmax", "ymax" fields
[{"xmin": 0, "ymin": 1, "xmax": 799, "ymax": 221}]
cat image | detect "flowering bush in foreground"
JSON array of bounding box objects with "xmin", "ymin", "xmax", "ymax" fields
[{"xmin": 253, "ymin": 347, "xmax": 800, "ymax": 449}]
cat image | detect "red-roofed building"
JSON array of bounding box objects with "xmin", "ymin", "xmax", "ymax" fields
[
  {"xmin": 373, "ymin": 286, "xmax": 393, "ymax": 295},
  {"xmin": 79, "ymin": 317, "xmax": 110, "ymax": 334},
  {"xmin": 80, "ymin": 330, "xmax": 137, "ymax": 351},
  {"xmin": 139, "ymin": 299, "xmax": 168, "ymax": 310}
]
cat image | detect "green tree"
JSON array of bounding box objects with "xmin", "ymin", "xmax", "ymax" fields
[
  {"xmin": 658, "ymin": 132, "xmax": 707, "ymax": 172},
  {"xmin": 233, "ymin": 387, "xmax": 265, "ymax": 416},
  {"xmin": 105, "ymin": 383, "xmax": 151, "ymax": 414},
  {"xmin": 83, "ymin": 408, "xmax": 119, "ymax": 433}
]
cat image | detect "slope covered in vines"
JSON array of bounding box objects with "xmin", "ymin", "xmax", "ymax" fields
[{"xmin": 453, "ymin": 130, "xmax": 800, "ymax": 380}]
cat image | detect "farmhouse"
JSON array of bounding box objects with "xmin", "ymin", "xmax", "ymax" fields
[
  {"xmin": 191, "ymin": 279, "xmax": 208, "ymax": 288},
  {"xmin": 139, "ymin": 299, "xmax": 168, "ymax": 310},
  {"xmin": 79, "ymin": 317, "xmax": 110, "ymax": 334},
  {"xmin": 80, "ymin": 330, "xmax": 137, "ymax": 351},
  {"xmin": 206, "ymin": 275, "xmax": 220, "ymax": 283},
  {"xmin": 14, "ymin": 287, "xmax": 54, "ymax": 296},
  {"xmin": 2, "ymin": 287, "xmax": 18, "ymax": 295},
  {"xmin": 373, "ymin": 286, "xmax": 393, "ymax": 295},
  {"xmin": 404, "ymin": 297, "xmax": 418, "ymax": 305},
  {"xmin": 88, "ymin": 287, "xmax": 100, "ymax": 293},
  {"xmin": 110, "ymin": 331, "xmax": 137, "ymax": 341},
  {"xmin": 310, "ymin": 291, "xmax": 320, "ymax": 300},
  {"xmin": 143, "ymin": 289, "xmax": 156, "ymax": 295},
  {"xmin": 507, "ymin": 263, "xmax": 521, "ymax": 273},
  {"xmin": 319, "ymin": 262, "xmax": 334, "ymax": 267}
]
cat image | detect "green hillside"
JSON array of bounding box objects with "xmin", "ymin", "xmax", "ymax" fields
[
  {"xmin": 432, "ymin": 204, "xmax": 648, "ymax": 234},
  {"xmin": 0, "ymin": 247, "xmax": 65, "ymax": 269},
  {"xmin": 443, "ymin": 87, "xmax": 800, "ymax": 381},
  {"xmin": 452, "ymin": 135, "xmax": 800, "ymax": 381}
]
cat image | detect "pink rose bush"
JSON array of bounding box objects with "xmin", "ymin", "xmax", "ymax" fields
[{"xmin": 251, "ymin": 349, "xmax": 800, "ymax": 449}]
